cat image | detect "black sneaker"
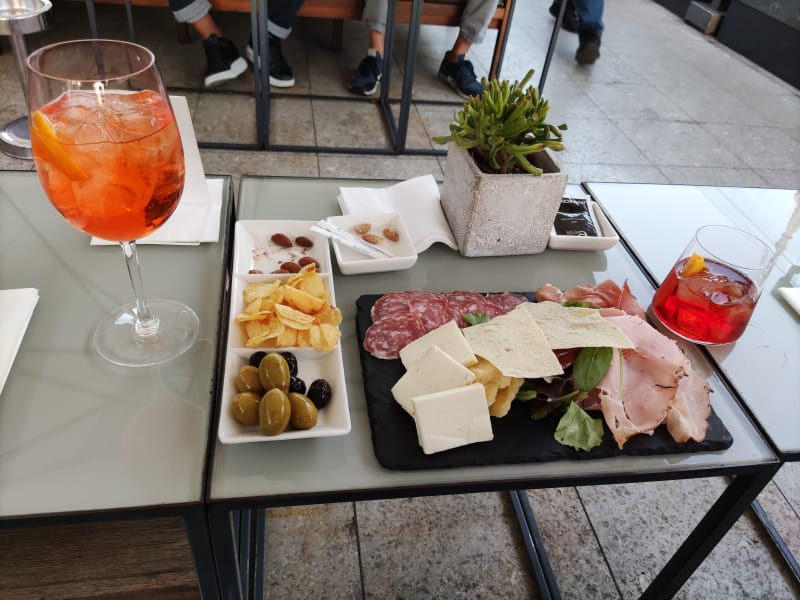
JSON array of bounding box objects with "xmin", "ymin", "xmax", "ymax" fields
[
  {"xmin": 575, "ymin": 30, "xmax": 601, "ymax": 65},
  {"xmin": 438, "ymin": 54, "xmax": 483, "ymax": 98},
  {"xmin": 549, "ymin": 0, "xmax": 579, "ymax": 34},
  {"xmin": 202, "ymin": 34, "xmax": 247, "ymax": 88},
  {"xmin": 350, "ymin": 49, "xmax": 383, "ymax": 96},
  {"xmin": 245, "ymin": 34, "xmax": 295, "ymax": 88}
]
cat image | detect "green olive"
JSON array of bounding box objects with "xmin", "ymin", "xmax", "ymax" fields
[
  {"xmin": 258, "ymin": 352, "xmax": 291, "ymax": 393},
  {"xmin": 235, "ymin": 365, "xmax": 264, "ymax": 394},
  {"xmin": 288, "ymin": 392, "xmax": 318, "ymax": 430},
  {"xmin": 259, "ymin": 388, "xmax": 291, "ymax": 436},
  {"xmin": 230, "ymin": 392, "xmax": 261, "ymax": 426}
]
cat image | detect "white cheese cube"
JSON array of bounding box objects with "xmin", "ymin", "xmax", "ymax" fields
[
  {"xmin": 411, "ymin": 383, "xmax": 494, "ymax": 455},
  {"xmin": 391, "ymin": 346, "xmax": 476, "ymax": 416},
  {"xmin": 399, "ymin": 320, "xmax": 477, "ymax": 370}
]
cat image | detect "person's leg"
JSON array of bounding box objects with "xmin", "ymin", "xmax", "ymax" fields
[
  {"xmin": 548, "ymin": 0, "xmax": 579, "ymax": 34},
  {"xmin": 350, "ymin": 0, "xmax": 387, "ymax": 96},
  {"xmin": 169, "ymin": 0, "xmax": 247, "ymax": 87},
  {"xmin": 251, "ymin": 0, "xmax": 306, "ymax": 87},
  {"xmin": 573, "ymin": 0, "xmax": 604, "ymax": 64},
  {"xmin": 438, "ymin": 0, "xmax": 493, "ymax": 97}
]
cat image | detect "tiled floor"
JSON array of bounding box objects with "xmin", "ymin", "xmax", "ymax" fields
[{"xmin": 1, "ymin": 0, "xmax": 799, "ymax": 598}]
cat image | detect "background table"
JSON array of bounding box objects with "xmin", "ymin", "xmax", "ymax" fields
[
  {"xmin": 587, "ymin": 181, "xmax": 800, "ymax": 582},
  {"xmin": 0, "ymin": 171, "xmax": 233, "ymax": 600},
  {"xmin": 205, "ymin": 176, "xmax": 778, "ymax": 600}
]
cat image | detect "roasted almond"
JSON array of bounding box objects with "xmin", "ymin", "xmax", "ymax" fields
[
  {"xmin": 295, "ymin": 236, "xmax": 314, "ymax": 248},
  {"xmin": 298, "ymin": 256, "xmax": 320, "ymax": 269},
  {"xmin": 353, "ymin": 223, "xmax": 371, "ymax": 234},
  {"xmin": 280, "ymin": 261, "xmax": 301, "ymax": 273},
  {"xmin": 383, "ymin": 227, "xmax": 400, "ymax": 242},
  {"xmin": 361, "ymin": 233, "xmax": 383, "ymax": 244},
  {"xmin": 248, "ymin": 269, "xmax": 264, "ymax": 274}
]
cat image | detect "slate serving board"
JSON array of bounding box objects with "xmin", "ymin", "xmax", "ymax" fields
[{"xmin": 355, "ymin": 294, "xmax": 734, "ymax": 471}]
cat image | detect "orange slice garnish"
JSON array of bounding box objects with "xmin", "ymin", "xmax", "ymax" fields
[
  {"xmin": 680, "ymin": 252, "xmax": 706, "ymax": 277},
  {"xmin": 30, "ymin": 110, "xmax": 89, "ymax": 181}
]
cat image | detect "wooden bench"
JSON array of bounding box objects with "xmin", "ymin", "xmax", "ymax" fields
[{"xmin": 80, "ymin": 0, "xmax": 515, "ymax": 78}]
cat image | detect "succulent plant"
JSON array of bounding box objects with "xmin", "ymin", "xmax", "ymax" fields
[{"xmin": 433, "ymin": 69, "xmax": 567, "ymax": 175}]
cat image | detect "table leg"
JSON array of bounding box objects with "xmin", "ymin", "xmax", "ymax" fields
[
  {"xmin": 509, "ymin": 490, "xmax": 562, "ymax": 600},
  {"xmin": 208, "ymin": 505, "xmax": 245, "ymax": 600},
  {"xmin": 183, "ymin": 506, "xmax": 222, "ymax": 600},
  {"xmin": 640, "ymin": 466, "xmax": 780, "ymax": 600}
]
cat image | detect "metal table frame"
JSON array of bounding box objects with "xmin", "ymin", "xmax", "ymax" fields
[
  {"xmin": 81, "ymin": 0, "xmax": 557, "ymax": 156},
  {"xmin": 201, "ymin": 176, "xmax": 781, "ymax": 600}
]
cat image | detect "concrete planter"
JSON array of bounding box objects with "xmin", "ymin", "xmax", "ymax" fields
[{"xmin": 440, "ymin": 143, "xmax": 568, "ymax": 257}]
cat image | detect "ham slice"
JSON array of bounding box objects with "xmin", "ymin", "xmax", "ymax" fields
[
  {"xmin": 595, "ymin": 314, "xmax": 687, "ymax": 449},
  {"xmin": 666, "ymin": 359, "xmax": 712, "ymax": 443},
  {"xmin": 534, "ymin": 280, "xmax": 646, "ymax": 320}
]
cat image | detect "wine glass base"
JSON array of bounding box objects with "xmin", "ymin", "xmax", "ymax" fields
[{"xmin": 93, "ymin": 299, "xmax": 200, "ymax": 367}]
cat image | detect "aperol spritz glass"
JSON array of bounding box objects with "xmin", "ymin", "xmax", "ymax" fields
[{"xmin": 26, "ymin": 39, "xmax": 199, "ymax": 366}]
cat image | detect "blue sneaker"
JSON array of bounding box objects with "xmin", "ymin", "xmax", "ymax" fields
[
  {"xmin": 438, "ymin": 54, "xmax": 483, "ymax": 98},
  {"xmin": 350, "ymin": 49, "xmax": 383, "ymax": 96}
]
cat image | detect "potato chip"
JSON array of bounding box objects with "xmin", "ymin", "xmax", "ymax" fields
[
  {"xmin": 317, "ymin": 323, "xmax": 341, "ymax": 351},
  {"xmin": 275, "ymin": 326, "xmax": 298, "ymax": 347},
  {"xmin": 243, "ymin": 281, "xmax": 280, "ymax": 305},
  {"xmin": 274, "ymin": 303, "xmax": 316, "ymax": 330},
  {"xmin": 296, "ymin": 329, "xmax": 311, "ymax": 348},
  {"xmin": 316, "ymin": 305, "xmax": 342, "ymax": 326},
  {"xmin": 283, "ymin": 285, "xmax": 326, "ymax": 314}
]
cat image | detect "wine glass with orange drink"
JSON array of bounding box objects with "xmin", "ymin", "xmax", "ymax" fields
[{"xmin": 26, "ymin": 39, "xmax": 199, "ymax": 366}]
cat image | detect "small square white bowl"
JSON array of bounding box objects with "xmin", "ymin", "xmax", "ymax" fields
[
  {"xmin": 548, "ymin": 199, "xmax": 619, "ymax": 251},
  {"xmin": 328, "ymin": 212, "xmax": 418, "ymax": 275}
]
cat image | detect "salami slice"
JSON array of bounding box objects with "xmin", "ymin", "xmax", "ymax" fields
[
  {"xmin": 371, "ymin": 292, "xmax": 414, "ymax": 322},
  {"xmin": 486, "ymin": 292, "xmax": 528, "ymax": 314},
  {"xmin": 407, "ymin": 290, "xmax": 448, "ymax": 303},
  {"xmin": 454, "ymin": 299, "xmax": 504, "ymax": 327},
  {"xmin": 444, "ymin": 290, "xmax": 486, "ymax": 308},
  {"xmin": 407, "ymin": 297, "xmax": 456, "ymax": 332},
  {"xmin": 364, "ymin": 311, "xmax": 427, "ymax": 360}
]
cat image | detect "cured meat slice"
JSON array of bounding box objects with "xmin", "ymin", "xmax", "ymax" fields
[
  {"xmin": 453, "ymin": 298, "xmax": 504, "ymax": 327},
  {"xmin": 666, "ymin": 358, "xmax": 711, "ymax": 443},
  {"xmin": 595, "ymin": 314, "xmax": 687, "ymax": 449},
  {"xmin": 364, "ymin": 311, "xmax": 427, "ymax": 360},
  {"xmin": 486, "ymin": 292, "xmax": 528, "ymax": 314},
  {"xmin": 371, "ymin": 292, "xmax": 413, "ymax": 322},
  {"xmin": 407, "ymin": 297, "xmax": 456, "ymax": 332},
  {"xmin": 407, "ymin": 290, "xmax": 449, "ymax": 303},
  {"xmin": 535, "ymin": 284, "xmax": 564, "ymax": 304},
  {"xmin": 445, "ymin": 291, "xmax": 486, "ymax": 307}
]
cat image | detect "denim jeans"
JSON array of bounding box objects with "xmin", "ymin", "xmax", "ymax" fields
[
  {"xmin": 573, "ymin": 0, "xmax": 604, "ymax": 37},
  {"xmin": 168, "ymin": 0, "xmax": 304, "ymax": 39}
]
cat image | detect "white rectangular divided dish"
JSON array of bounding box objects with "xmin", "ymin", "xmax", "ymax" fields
[
  {"xmin": 549, "ymin": 200, "xmax": 619, "ymax": 251},
  {"xmin": 328, "ymin": 212, "xmax": 417, "ymax": 274},
  {"xmin": 221, "ymin": 220, "xmax": 350, "ymax": 444}
]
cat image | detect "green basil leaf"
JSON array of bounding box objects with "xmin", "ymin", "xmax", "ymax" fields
[
  {"xmin": 572, "ymin": 346, "xmax": 613, "ymax": 392},
  {"xmin": 553, "ymin": 401, "xmax": 604, "ymax": 452},
  {"xmin": 463, "ymin": 312, "xmax": 490, "ymax": 326}
]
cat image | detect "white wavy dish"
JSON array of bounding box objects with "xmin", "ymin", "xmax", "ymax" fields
[{"xmin": 220, "ymin": 220, "xmax": 350, "ymax": 444}]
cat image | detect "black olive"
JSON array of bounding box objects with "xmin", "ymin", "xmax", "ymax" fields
[
  {"xmin": 307, "ymin": 379, "xmax": 332, "ymax": 409},
  {"xmin": 289, "ymin": 376, "xmax": 307, "ymax": 395},
  {"xmin": 248, "ymin": 351, "xmax": 268, "ymax": 368},
  {"xmin": 280, "ymin": 351, "xmax": 299, "ymax": 377}
]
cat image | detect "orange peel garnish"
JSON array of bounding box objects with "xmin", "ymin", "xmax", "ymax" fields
[
  {"xmin": 681, "ymin": 252, "xmax": 706, "ymax": 277},
  {"xmin": 30, "ymin": 110, "xmax": 89, "ymax": 181}
]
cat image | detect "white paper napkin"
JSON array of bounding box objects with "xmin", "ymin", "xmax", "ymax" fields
[
  {"xmin": 91, "ymin": 96, "xmax": 220, "ymax": 246},
  {"xmin": 338, "ymin": 174, "xmax": 458, "ymax": 253},
  {"xmin": 0, "ymin": 288, "xmax": 39, "ymax": 397}
]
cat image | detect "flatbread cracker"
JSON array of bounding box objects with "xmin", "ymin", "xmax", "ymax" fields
[
  {"xmin": 519, "ymin": 301, "xmax": 635, "ymax": 349},
  {"xmin": 462, "ymin": 309, "xmax": 563, "ymax": 379}
]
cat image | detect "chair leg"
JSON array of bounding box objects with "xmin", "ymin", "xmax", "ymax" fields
[{"xmin": 177, "ymin": 22, "xmax": 191, "ymax": 44}]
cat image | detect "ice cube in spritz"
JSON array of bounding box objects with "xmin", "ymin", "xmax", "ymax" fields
[
  {"xmin": 652, "ymin": 256, "xmax": 758, "ymax": 344},
  {"xmin": 30, "ymin": 89, "xmax": 185, "ymax": 242}
]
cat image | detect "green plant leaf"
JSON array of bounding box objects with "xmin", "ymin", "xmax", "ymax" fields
[
  {"xmin": 554, "ymin": 401, "xmax": 604, "ymax": 452},
  {"xmin": 573, "ymin": 346, "xmax": 613, "ymax": 392},
  {"xmin": 463, "ymin": 312, "xmax": 490, "ymax": 326}
]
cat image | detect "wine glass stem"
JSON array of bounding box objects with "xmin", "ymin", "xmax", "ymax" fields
[{"xmin": 119, "ymin": 241, "xmax": 160, "ymax": 340}]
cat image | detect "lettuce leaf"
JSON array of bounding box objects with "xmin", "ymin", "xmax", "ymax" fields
[{"xmin": 553, "ymin": 400, "xmax": 604, "ymax": 452}]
